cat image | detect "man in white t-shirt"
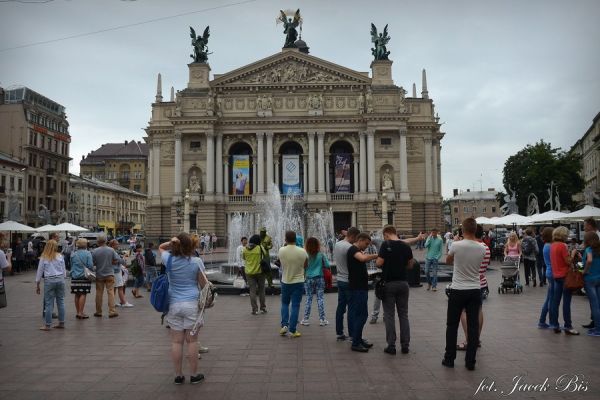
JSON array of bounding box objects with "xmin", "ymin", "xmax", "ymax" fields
[
  {"xmin": 236, "ymin": 237, "xmax": 249, "ymax": 296},
  {"xmin": 0, "ymin": 233, "xmax": 12, "ymax": 307},
  {"xmin": 442, "ymin": 217, "xmax": 485, "ymax": 371}
]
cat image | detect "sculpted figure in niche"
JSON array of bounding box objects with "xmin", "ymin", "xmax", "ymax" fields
[
  {"xmin": 365, "ymin": 89, "xmax": 374, "ymax": 113},
  {"xmin": 188, "ymin": 170, "xmax": 201, "ymax": 193},
  {"xmin": 382, "ymin": 169, "xmax": 394, "ymax": 191},
  {"xmin": 358, "ymin": 92, "xmax": 365, "ymax": 114}
]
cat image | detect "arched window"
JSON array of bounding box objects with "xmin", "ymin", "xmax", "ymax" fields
[
  {"xmin": 229, "ymin": 142, "xmax": 253, "ymax": 195},
  {"xmin": 329, "ymin": 140, "xmax": 354, "ymax": 193}
]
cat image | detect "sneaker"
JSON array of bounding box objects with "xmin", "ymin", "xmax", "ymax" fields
[
  {"xmin": 174, "ymin": 376, "xmax": 185, "ymax": 385},
  {"xmin": 115, "ymin": 303, "xmax": 121, "ymax": 307},
  {"xmin": 465, "ymin": 363, "xmax": 476, "ymax": 371},
  {"xmin": 289, "ymin": 331, "xmax": 301, "ymax": 338},
  {"xmin": 383, "ymin": 345, "xmax": 396, "ymax": 355},
  {"xmin": 198, "ymin": 346, "xmax": 209, "ymax": 354},
  {"xmin": 251, "ymin": 311, "xmax": 258, "ymax": 315},
  {"xmin": 190, "ymin": 374, "xmax": 205, "ymax": 384},
  {"xmin": 351, "ymin": 344, "xmax": 369, "ymax": 353},
  {"xmin": 279, "ymin": 326, "xmax": 289, "ymax": 336},
  {"xmin": 319, "ymin": 319, "xmax": 329, "ymax": 326},
  {"xmin": 441, "ymin": 358, "xmax": 454, "ymax": 368},
  {"xmin": 300, "ymin": 319, "xmax": 310, "ymax": 326},
  {"xmin": 240, "ymin": 293, "xmax": 250, "ymax": 297},
  {"xmin": 361, "ymin": 339, "xmax": 373, "ymax": 349},
  {"xmin": 369, "ymin": 317, "xmax": 378, "ymax": 324},
  {"xmin": 537, "ymin": 322, "xmax": 550, "ymax": 329},
  {"xmin": 336, "ymin": 334, "xmax": 347, "ymax": 341},
  {"xmin": 121, "ymin": 303, "xmax": 134, "ymax": 308},
  {"xmin": 260, "ymin": 309, "xmax": 268, "ymax": 314},
  {"xmin": 432, "ymin": 287, "xmax": 437, "ymax": 292},
  {"xmin": 564, "ymin": 328, "xmax": 580, "ymax": 335},
  {"xmin": 93, "ymin": 313, "xmax": 102, "ymax": 318},
  {"xmin": 582, "ymin": 321, "xmax": 595, "ymax": 329}
]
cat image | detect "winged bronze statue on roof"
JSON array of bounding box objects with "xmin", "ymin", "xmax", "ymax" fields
[
  {"xmin": 278, "ymin": 9, "xmax": 301, "ymax": 48},
  {"xmin": 190, "ymin": 26, "xmax": 211, "ymax": 63},
  {"xmin": 370, "ymin": 23, "xmax": 391, "ymax": 60}
]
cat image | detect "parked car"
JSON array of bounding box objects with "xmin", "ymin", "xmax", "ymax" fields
[{"xmin": 77, "ymin": 232, "xmax": 104, "ymax": 248}]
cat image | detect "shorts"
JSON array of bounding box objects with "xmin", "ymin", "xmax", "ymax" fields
[
  {"xmin": 133, "ymin": 274, "xmax": 145, "ymax": 289},
  {"xmin": 166, "ymin": 301, "xmax": 199, "ymax": 331},
  {"xmin": 114, "ymin": 270, "xmax": 124, "ymax": 288}
]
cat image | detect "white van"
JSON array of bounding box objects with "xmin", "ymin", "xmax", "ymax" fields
[{"xmin": 77, "ymin": 232, "xmax": 105, "ymax": 248}]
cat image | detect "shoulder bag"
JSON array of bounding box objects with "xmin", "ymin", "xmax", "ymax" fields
[
  {"xmin": 374, "ymin": 241, "xmax": 388, "ymax": 301},
  {"xmin": 565, "ymin": 265, "xmax": 584, "ymax": 291},
  {"xmin": 321, "ymin": 253, "xmax": 333, "ymax": 290},
  {"xmin": 75, "ymin": 252, "xmax": 96, "ymax": 282}
]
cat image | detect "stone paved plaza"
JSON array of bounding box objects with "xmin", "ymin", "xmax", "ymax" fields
[{"xmin": 0, "ymin": 258, "xmax": 598, "ymax": 400}]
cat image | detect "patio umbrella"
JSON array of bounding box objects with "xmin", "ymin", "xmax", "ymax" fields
[
  {"xmin": 475, "ymin": 217, "xmax": 493, "ymax": 225},
  {"xmin": 35, "ymin": 224, "xmax": 57, "ymax": 232},
  {"xmin": 53, "ymin": 223, "xmax": 89, "ymax": 232},
  {"xmin": 562, "ymin": 205, "xmax": 600, "ymax": 221},
  {"xmin": 494, "ymin": 214, "xmax": 533, "ymax": 226},
  {"xmin": 528, "ymin": 210, "xmax": 568, "ymax": 224},
  {"xmin": 0, "ymin": 221, "xmax": 36, "ymax": 232}
]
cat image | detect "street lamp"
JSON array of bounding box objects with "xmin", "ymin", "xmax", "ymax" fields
[
  {"xmin": 175, "ymin": 200, "xmax": 183, "ymax": 226},
  {"xmin": 373, "ymin": 194, "xmax": 397, "ymax": 227}
]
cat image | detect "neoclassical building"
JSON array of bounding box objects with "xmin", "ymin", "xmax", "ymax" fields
[{"xmin": 145, "ymin": 45, "xmax": 444, "ymax": 241}]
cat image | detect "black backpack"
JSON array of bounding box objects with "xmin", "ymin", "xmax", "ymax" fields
[{"xmin": 522, "ymin": 238, "xmax": 533, "ymax": 256}]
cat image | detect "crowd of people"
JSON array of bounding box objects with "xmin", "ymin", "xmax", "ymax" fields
[{"xmin": 2, "ymin": 214, "xmax": 599, "ymax": 384}]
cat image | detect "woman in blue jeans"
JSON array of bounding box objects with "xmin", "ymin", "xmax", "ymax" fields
[
  {"xmin": 300, "ymin": 237, "xmax": 330, "ymax": 327},
  {"xmin": 538, "ymin": 227, "xmax": 555, "ymax": 328},
  {"xmin": 582, "ymin": 231, "xmax": 600, "ymax": 337},
  {"xmin": 549, "ymin": 227, "xmax": 578, "ymax": 335},
  {"xmin": 35, "ymin": 240, "xmax": 67, "ymax": 331}
]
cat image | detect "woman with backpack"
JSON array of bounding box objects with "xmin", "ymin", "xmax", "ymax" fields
[
  {"xmin": 300, "ymin": 237, "xmax": 330, "ymax": 327},
  {"xmin": 159, "ymin": 233, "xmax": 210, "ymax": 385}
]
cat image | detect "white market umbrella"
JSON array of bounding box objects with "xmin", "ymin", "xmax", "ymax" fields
[
  {"xmin": 475, "ymin": 217, "xmax": 493, "ymax": 225},
  {"xmin": 528, "ymin": 210, "xmax": 568, "ymax": 223},
  {"xmin": 0, "ymin": 220, "xmax": 36, "ymax": 232},
  {"xmin": 494, "ymin": 214, "xmax": 533, "ymax": 226},
  {"xmin": 53, "ymin": 223, "xmax": 89, "ymax": 232},
  {"xmin": 35, "ymin": 224, "xmax": 57, "ymax": 232},
  {"xmin": 563, "ymin": 205, "xmax": 600, "ymax": 221}
]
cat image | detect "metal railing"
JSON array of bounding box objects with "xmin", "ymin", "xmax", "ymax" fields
[
  {"xmin": 228, "ymin": 195, "xmax": 253, "ymax": 203},
  {"xmin": 329, "ymin": 193, "xmax": 354, "ymax": 201}
]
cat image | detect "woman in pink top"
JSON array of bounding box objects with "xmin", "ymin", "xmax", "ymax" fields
[{"xmin": 504, "ymin": 232, "xmax": 521, "ymax": 259}]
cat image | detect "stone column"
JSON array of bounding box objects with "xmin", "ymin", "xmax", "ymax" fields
[
  {"xmin": 424, "ymin": 138, "xmax": 433, "ymax": 194},
  {"xmin": 399, "ymin": 129, "xmax": 410, "ymax": 199},
  {"xmin": 224, "ymin": 161, "xmax": 229, "ymax": 195},
  {"xmin": 353, "ymin": 158, "xmax": 359, "ymax": 194},
  {"xmin": 325, "ymin": 156, "xmax": 330, "ymax": 194},
  {"xmin": 367, "ymin": 130, "xmax": 376, "ymax": 192},
  {"xmin": 174, "ymin": 131, "xmax": 182, "ymax": 196},
  {"xmin": 256, "ymin": 132, "xmax": 265, "ymax": 194},
  {"xmin": 205, "ymin": 131, "xmax": 214, "ymax": 194},
  {"xmin": 359, "ymin": 132, "xmax": 367, "ymax": 193},
  {"xmin": 215, "ymin": 134, "xmax": 223, "ymax": 194},
  {"xmin": 252, "ymin": 158, "xmax": 257, "ymax": 194},
  {"xmin": 266, "ymin": 132, "xmax": 274, "ymax": 193},
  {"xmin": 147, "ymin": 142, "xmax": 154, "ymax": 196},
  {"xmin": 274, "ymin": 159, "xmax": 280, "ymax": 190},
  {"xmin": 303, "ymin": 156, "xmax": 308, "ymax": 195},
  {"xmin": 183, "ymin": 191, "xmax": 190, "ymax": 233},
  {"xmin": 307, "ymin": 132, "xmax": 315, "ymax": 193},
  {"xmin": 153, "ymin": 141, "xmax": 161, "ymax": 197},
  {"xmin": 432, "ymin": 140, "xmax": 439, "ymax": 194},
  {"xmin": 317, "ymin": 131, "xmax": 325, "ymax": 193}
]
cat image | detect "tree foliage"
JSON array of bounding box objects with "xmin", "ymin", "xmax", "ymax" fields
[{"xmin": 502, "ymin": 140, "xmax": 584, "ymax": 214}]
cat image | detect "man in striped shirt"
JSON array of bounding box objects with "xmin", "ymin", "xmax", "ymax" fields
[{"xmin": 457, "ymin": 224, "xmax": 489, "ymax": 351}]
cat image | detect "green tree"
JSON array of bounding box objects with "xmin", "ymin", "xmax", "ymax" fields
[{"xmin": 502, "ymin": 140, "xmax": 584, "ymax": 214}]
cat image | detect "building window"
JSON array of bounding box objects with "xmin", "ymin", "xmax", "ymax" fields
[
  {"xmin": 9, "ymin": 177, "xmax": 14, "ymax": 190},
  {"xmin": 0, "ymin": 175, "xmax": 5, "ymax": 188},
  {"xmin": 492, "ymin": 206, "xmax": 496, "ymax": 213},
  {"xmin": 190, "ymin": 141, "xmax": 201, "ymax": 150},
  {"xmin": 39, "ymin": 177, "xmax": 44, "ymax": 190},
  {"xmin": 463, "ymin": 206, "xmax": 468, "ymax": 213},
  {"xmin": 482, "ymin": 207, "xmax": 487, "ymax": 213},
  {"xmin": 380, "ymin": 138, "xmax": 392, "ymax": 146},
  {"xmin": 454, "ymin": 217, "xmax": 459, "ymax": 225},
  {"xmin": 472, "ymin": 206, "xmax": 477, "ymax": 213},
  {"xmin": 18, "ymin": 178, "xmax": 22, "ymax": 192},
  {"xmin": 453, "ymin": 207, "xmax": 458, "ymax": 213}
]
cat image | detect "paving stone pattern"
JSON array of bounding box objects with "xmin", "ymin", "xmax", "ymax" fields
[{"xmin": 0, "ymin": 260, "xmax": 598, "ymax": 400}]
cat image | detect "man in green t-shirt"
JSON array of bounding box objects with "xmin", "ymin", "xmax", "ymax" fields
[
  {"xmin": 242, "ymin": 235, "xmax": 267, "ymax": 315},
  {"xmin": 424, "ymin": 228, "xmax": 444, "ymax": 291}
]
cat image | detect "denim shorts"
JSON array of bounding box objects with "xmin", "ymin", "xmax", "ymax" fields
[
  {"xmin": 166, "ymin": 301, "xmax": 199, "ymax": 331},
  {"xmin": 133, "ymin": 274, "xmax": 144, "ymax": 289}
]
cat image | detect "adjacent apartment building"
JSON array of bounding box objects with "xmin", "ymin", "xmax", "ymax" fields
[
  {"xmin": 0, "ymin": 86, "xmax": 71, "ymax": 226},
  {"xmin": 448, "ymin": 188, "xmax": 501, "ymax": 228},
  {"xmin": 571, "ymin": 111, "xmax": 600, "ymax": 205},
  {"xmin": 0, "ymin": 151, "xmax": 27, "ymax": 222},
  {"xmin": 80, "ymin": 141, "xmax": 149, "ymax": 194}
]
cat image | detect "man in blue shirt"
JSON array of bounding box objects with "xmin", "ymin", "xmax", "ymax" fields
[{"xmin": 424, "ymin": 228, "xmax": 444, "ymax": 291}]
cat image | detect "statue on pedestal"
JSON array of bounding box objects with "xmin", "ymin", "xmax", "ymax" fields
[
  {"xmin": 382, "ymin": 169, "xmax": 394, "ymax": 191},
  {"xmin": 370, "ymin": 23, "xmax": 391, "ymax": 61},
  {"xmin": 277, "ymin": 9, "xmax": 301, "ymax": 48},
  {"xmin": 190, "ymin": 26, "xmax": 211, "ymax": 63},
  {"xmin": 188, "ymin": 170, "xmax": 201, "ymax": 193}
]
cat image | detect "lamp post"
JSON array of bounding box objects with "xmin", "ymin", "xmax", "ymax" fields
[
  {"xmin": 183, "ymin": 189, "xmax": 190, "ymax": 233},
  {"xmin": 175, "ymin": 200, "xmax": 183, "ymax": 228},
  {"xmin": 372, "ymin": 193, "xmax": 397, "ymax": 227}
]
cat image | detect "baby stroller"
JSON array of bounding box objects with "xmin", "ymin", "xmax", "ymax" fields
[{"xmin": 498, "ymin": 256, "xmax": 523, "ymax": 294}]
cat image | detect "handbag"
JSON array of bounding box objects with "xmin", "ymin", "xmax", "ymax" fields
[
  {"xmin": 375, "ymin": 241, "xmax": 389, "ymax": 301},
  {"xmin": 84, "ymin": 267, "xmax": 96, "ymax": 282},
  {"xmin": 259, "ymin": 246, "xmax": 271, "ymax": 275},
  {"xmin": 233, "ymin": 273, "xmax": 246, "ymax": 289},
  {"xmin": 321, "ymin": 253, "xmax": 333, "ymax": 290},
  {"xmin": 565, "ymin": 267, "xmax": 584, "ymax": 291}
]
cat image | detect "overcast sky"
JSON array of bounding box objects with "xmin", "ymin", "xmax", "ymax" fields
[{"xmin": 1, "ymin": 0, "xmax": 598, "ymax": 198}]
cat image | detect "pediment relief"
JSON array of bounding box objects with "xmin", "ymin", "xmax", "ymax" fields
[{"xmin": 212, "ymin": 52, "xmax": 371, "ymax": 87}]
